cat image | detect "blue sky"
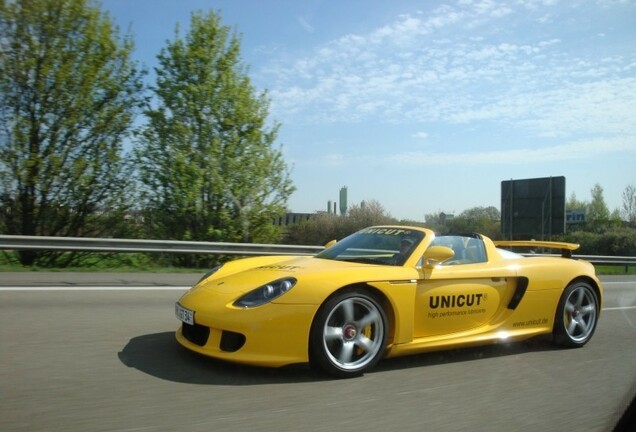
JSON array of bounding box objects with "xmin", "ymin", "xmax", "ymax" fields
[{"xmin": 102, "ymin": 0, "xmax": 636, "ymax": 221}]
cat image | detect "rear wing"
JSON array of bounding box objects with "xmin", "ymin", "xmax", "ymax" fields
[{"xmin": 493, "ymin": 240, "xmax": 580, "ymax": 258}]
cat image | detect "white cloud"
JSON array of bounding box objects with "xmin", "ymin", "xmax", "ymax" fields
[
  {"xmin": 412, "ymin": 131, "xmax": 429, "ymax": 139},
  {"xmin": 324, "ymin": 153, "xmax": 345, "ymax": 167},
  {"xmin": 388, "ymin": 138, "xmax": 636, "ymax": 166},
  {"xmin": 442, "ymin": 76, "xmax": 636, "ymax": 137},
  {"xmin": 297, "ymin": 16, "xmax": 314, "ymax": 33},
  {"xmin": 261, "ymin": 0, "xmax": 636, "ymax": 169}
]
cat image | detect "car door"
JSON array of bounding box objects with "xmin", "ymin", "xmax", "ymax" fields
[{"xmin": 413, "ymin": 237, "xmax": 518, "ymax": 338}]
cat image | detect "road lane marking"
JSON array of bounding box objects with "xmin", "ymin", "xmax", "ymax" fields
[{"xmin": 602, "ymin": 281, "xmax": 636, "ymax": 285}]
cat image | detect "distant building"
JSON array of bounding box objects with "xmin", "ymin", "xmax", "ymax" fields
[
  {"xmin": 339, "ymin": 186, "xmax": 348, "ymax": 215},
  {"xmin": 276, "ymin": 186, "xmax": 349, "ymax": 225},
  {"xmin": 273, "ymin": 212, "xmax": 314, "ymax": 226},
  {"xmin": 440, "ymin": 212, "xmax": 454, "ymax": 225}
]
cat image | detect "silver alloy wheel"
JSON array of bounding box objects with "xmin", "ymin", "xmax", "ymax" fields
[
  {"xmin": 562, "ymin": 284, "xmax": 598, "ymax": 343},
  {"xmin": 321, "ymin": 296, "xmax": 385, "ymax": 371}
]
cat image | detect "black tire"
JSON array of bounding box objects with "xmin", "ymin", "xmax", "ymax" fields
[
  {"xmin": 553, "ymin": 281, "xmax": 599, "ymax": 348},
  {"xmin": 309, "ymin": 290, "xmax": 388, "ymax": 378}
]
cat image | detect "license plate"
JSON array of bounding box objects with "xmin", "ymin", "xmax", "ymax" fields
[{"xmin": 175, "ymin": 303, "xmax": 194, "ymax": 325}]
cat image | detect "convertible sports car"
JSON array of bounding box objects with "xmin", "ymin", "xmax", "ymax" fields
[{"xmin": 175, "ymin": 226, "xmax": 602, "ymax": 378}]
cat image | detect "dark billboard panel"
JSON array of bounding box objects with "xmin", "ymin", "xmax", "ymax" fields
[{"xmin": 501, "ymin": 176, "xmax": 566, "ymax": 240}]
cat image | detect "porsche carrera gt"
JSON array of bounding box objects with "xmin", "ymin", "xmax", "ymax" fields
[{"xmin": 175, "ymin": 226, "xmax": 602, "ymax": 378}]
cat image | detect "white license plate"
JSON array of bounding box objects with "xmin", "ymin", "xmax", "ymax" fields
[{"xmin": 175, "ymin": 303, "xmax": 194, "ymax": 325}]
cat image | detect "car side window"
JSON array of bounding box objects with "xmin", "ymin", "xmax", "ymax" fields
[
  {"xmin": 429, "ymin": 235, "xmax": 487, "ymax": 265},
  {"xmin": 463, "ymin": 237, "xmax": 487, "ymax": 264}
]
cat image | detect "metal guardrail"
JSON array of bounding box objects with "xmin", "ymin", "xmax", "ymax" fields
[
  {"xmin": 569, "ymin": 255, "xmax": 636, "ymax": 265},
  {"xmin": 0, "ymin": 235, "xmax": 324, "ymax": 256},
  {"xmin": 520, "ymin": 253, "xmax": 636, "ymax": 266},
  {"xmin": 0, "ymin": 235, "xmax": 634, "ymax": 267}
]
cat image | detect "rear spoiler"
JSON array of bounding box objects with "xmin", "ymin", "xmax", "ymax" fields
[{"xmin": 493, "ymin": 240, "xmax": 580, "ymax": 258}]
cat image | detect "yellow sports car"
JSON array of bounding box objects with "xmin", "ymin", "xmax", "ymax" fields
[{"xmin": 175, "ymin": 226, "xmax": 602, "ymax": 378}]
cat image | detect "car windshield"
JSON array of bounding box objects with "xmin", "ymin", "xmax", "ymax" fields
[{"xmin": 315, "ymin": 227, "xmax": 425, "ymax": 266}]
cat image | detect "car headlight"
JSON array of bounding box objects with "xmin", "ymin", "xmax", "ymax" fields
[
  {"xmin": 197, "ymin": 265, "xmax": 222, "ymax": 284},
  {"xmin": 234, "ymin": 278, "xmax": 297, "ymax": 308}
]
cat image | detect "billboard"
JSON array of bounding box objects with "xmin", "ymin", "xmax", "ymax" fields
[
  {"xmin": 566, "ymin": 209, "xmax": 586, "ymax": 224},
  {"xmin": 501, "ymin": 176, "xmax": 566, "ymax": 240}
]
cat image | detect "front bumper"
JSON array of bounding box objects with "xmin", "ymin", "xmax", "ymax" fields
[{"xmin": 175, "ymin": 301, "xmax": 318, "ymax": 367}]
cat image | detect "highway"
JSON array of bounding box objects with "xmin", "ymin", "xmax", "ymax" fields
[{"xmin": 1, "ymin": 273, "xmax": 634, "ymax": 432}]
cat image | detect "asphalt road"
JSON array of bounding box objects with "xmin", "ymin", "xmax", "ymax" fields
[{"xmin": 0, "ymin": 273, "xmax": 635, "ymax": 432}]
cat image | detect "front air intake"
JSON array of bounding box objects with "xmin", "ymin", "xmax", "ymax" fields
[
  {"xmin": 220, "ymin": 331, "xmax": 246, "ymax": 352},
  {"xmin": 182, "ymin": 323, "xmax": 210, "ymax": 346}
]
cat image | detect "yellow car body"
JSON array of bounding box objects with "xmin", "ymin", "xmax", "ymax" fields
[{"xmin": 175, "ymin": 226, "xmax": 602, "ymax": 377}]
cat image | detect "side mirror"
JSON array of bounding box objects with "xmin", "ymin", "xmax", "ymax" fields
[
  {"xmin": 324, "ymin": 240, "xmax": 337, "ymax": 248},
  {"xmin": 422, "ymin": 246, "xmax": 454, "ymax": 268}
]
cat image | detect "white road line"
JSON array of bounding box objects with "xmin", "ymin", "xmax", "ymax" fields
[
  {"xmin": 602, "ymin": 281, "xmax": 636, "ymax": 285},
  {"xmin": 0, "ymin": 286, "xmax": 190, "ymax": 291},
  {"xmin": 603, "ymin": 306, "xmax": 636, "ymax": 311}
]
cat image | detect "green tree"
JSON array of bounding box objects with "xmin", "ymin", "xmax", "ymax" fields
[
  {"xmin": 346, "ymin": 200, "xmax": 396, "ymax": 230},
  {"xmin": 423, "ymin": 212, "xmax": 445, "ymax": 232},
  {"xmin": 136, "ymin": 11, "xmax": 294, "ymax": 257},
  {"xmin": 0, "ymin": 0, "xmax": 145, "ymax": 265},
  {"xmin": 283, "ymin": 213, "xmax": 343, "ymax": 246},
  {"xmin": 622, "ymin": 185, "xmax": 636, "ymax": 227},
  {"xmin": 284, "ymin": 200, "xmax": 397, "ymax": 245},
  {"xmin": 424, "ymin": 207, "xmax": 500, "ymax": 237},
  {"xmin": 448, "ymin": 206, "xmax": 501, "ymax": 238},
  {"xmin": 566, "ymin": 192, "xmax": 588, "ymax": 212},
  {"xmin": 587, "ymin": 184, "xmax": 611, "ymax": 232}
]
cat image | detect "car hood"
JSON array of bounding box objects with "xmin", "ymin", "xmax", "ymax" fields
[{"xmin": 192, "ymin": 255, "xmax": 417, "ymax": 303}]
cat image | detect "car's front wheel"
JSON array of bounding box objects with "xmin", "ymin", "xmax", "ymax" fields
[
  {"xmin": 553, "ymin": 281, "xmax": 599, "ymax": 347},
  {"xmin": 309, "ymin": 290, "xmax": 388, "ymax": 378}
]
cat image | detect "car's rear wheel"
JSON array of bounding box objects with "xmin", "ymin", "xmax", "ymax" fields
[
  {"xmin": 309, "ymin": 290, "xmax": 387, "ymax": 378},
  {"xmin": 553, "ymin": 281, "xmax": 599, "ymax": 347}
]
